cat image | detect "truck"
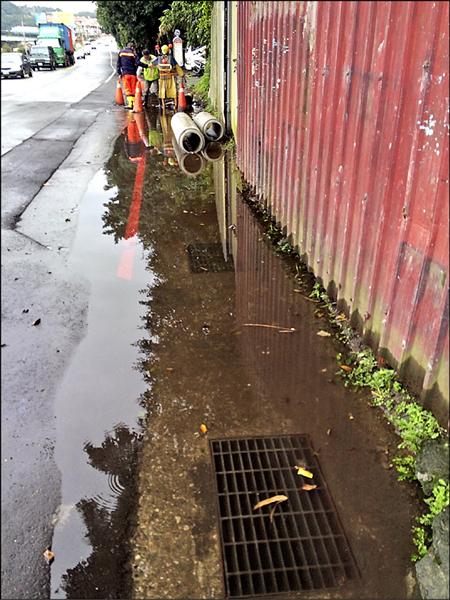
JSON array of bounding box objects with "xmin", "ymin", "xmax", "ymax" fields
[{"xmin": 37, "ymin": 23, "xmax": 74, "ymax": 67}]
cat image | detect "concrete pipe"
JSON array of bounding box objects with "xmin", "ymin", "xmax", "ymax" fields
[
  {"xmin": 201, "ymin": 141, "xmax": 224, "ymax": 162},
  {"xmin": 192, "ymin": 111, "xmax": 224, "ymax": 142},
  {"xmin": 170, "ymin": 113, "xmax": 205, "ymax": 154},
  {"xmin": 172, "ymin": 136, "xmax": 205, "ymax": 176}
]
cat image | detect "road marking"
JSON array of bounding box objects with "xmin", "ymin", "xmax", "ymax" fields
[{"xmin": 104, "ymin": 49, "xmax": 116, "ymax": 83}]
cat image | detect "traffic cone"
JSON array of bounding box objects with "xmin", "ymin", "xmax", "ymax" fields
[
  {"xmin": 177, "ymin": 79, "xmax": 187, "ymax": 112},
  {"xmin": 133, "ymin": 81, "xmax": 143, "ymax": 113},
  {"xmin": 115, "ymin": 78, "xmax": 124, "ymax": 105}
]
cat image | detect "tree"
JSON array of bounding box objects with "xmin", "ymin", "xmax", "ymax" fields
[
  {"xmin": 158, "ymin": 0, "xmax": 212, "ymax": 48},
  {"xmin": 95, "ymin": 0, "xmax": 171, "ymax": 50}
]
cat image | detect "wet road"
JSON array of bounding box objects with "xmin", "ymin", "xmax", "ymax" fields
[
  {"xmin": 2, "ymin": 60, "xmax": 420, "ymax": 600},
  {"xmin": 1, "ymin": 43, "xmax": 123, "ymax": 599}
]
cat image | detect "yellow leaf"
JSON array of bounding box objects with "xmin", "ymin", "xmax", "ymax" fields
[
  {"xmin": 317, "ymin": 330, "xmax": 331, "ymax": 337},
  {"xmin": 295, "ymin": 466, "xmax": 314, "ymax": 478},
  {"xmin": 335, "ymin": 313, "xmax": 347, "ymax": 321},
  {"xmin": 253, "ymin": 495, "xmax": 288, "ymax": 511},
  {"xmin": 340, "ymin": 364, "xmax": 352, "ymax": 372},
  {"xmin": 43, "ymin": 549, "xmax": 55, "ymax": 563},
  {"xmin": 199, "ymin": 423, "xmax": 207, "ymax": 434},
  {"xmin": 302, "ymin": 484, "xmax": 317, "ymax": 491}
]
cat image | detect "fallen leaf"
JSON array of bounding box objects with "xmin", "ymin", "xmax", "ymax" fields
[
  {"xmin": 253, "ymin": 495, "xmax": 288, "ymax": 511},
  {"xmin": 340, "ymin": 365, "xmax": 352, "ymax": 372},
  {"xmin": 295, "ymin": 466, "xmax": 314, "ymax": 478},
  {"xmin": 302, "ymin": 484, "xmax": 317, "ymax": 491},
  {"xmin": 320, "ymin": 368, "xmax": 327, "ymax": 373},
  {"xmin": 326, "ymin": 428, "xmax": 332, "ymax": 435},
  {"xmin": 43, "ymin": 549, "xmax": 55, "ymax": 563},
  {"xmin": 166, "ymin": 367, "xmax": 174, "ymax": 372},
  {"xmin": 32, "ymin": 318, "xmax": 41, "ymax": 326},
  {"xmin": 199, "ymin": 423, "xmax": 207, "ymax": 434},
  {"xmin": 315, "ymin": 312, "xmax": 324, "ymax": 318},
  {"xmin": 348, "ymin": 413, "xmax": 354, "ymax": 420},
  {"xmin": 335, "ymin": 313, "xmax": 347, "ymax": 321},
  {"xmin": 317, "ymin": 330, "xmax": 331, "ymax": 337}
]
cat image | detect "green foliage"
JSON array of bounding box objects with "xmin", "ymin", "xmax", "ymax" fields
[
  {"xmin": 418, "ymin": 479, "xmax": 449, "ymax": 527},
  {"xmin": 158, "ymin": 0, "xmax": 213, "ymax": 47},
  {"xmin": 193, "ymin": 55, "xmax": 211, "ymax": 102},
  {"xmin": 411, "ymin": 526, "xmax": 430, "ymax": 562},
  {"xmin": 95, "ymin": 0, "xmax": 171, "ymax": 49},
  {"xmin": 391, "ymin": 401, "xmax": 443, "ymax": 453},
  {"xmin": 412, "ymin": 479, "xmax": 449, "ymax": 561},
  {"xmin": 1, "ymin": 0, "xmax": 45, "ymax": 30},
  {"xmin": 392, "ymin": 455, "xmax": 416, "ymax": 481}
]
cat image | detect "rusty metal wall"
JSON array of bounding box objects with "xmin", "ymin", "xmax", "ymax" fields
[{"xmin": 235, "ymin": 1, "xmax": 449, "ymax": 417}]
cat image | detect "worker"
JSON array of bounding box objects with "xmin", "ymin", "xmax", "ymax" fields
[
  {"xmin": 117, "ymin": 41, "xmax": 138, "ymax": 110},
  {"xmin": 152, "ymin": 44, "xmax": 184, "ymax": 112},
  {"xmin": 136, "ymin": 49, "xmax": 159, "ymax": 108}
]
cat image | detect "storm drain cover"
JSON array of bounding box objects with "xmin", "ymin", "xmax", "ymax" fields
[
  {"xmin": 210, "ymin": 435, "xmax": 359, "ymax": 598},
  {"xmin": 187, "ymin": 243, "xmax": 234, "ymax": 273}
]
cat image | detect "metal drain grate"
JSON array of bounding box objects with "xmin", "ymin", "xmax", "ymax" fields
[
  {"xmin": 187, "ymin": 243, "xmax": 234, "ymax": 273},
  {"xmin": 210, "ymin": 435, "xmax": 359, "ymax": 598}
]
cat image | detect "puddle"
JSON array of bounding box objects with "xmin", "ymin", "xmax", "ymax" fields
[{"xmin": 50, "ymin": 109, "xmax": 418, "ymax": 599}]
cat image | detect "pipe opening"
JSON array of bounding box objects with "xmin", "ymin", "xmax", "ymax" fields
[
  {"xmin": 182, "ymin": 153, "xmax": 204, "ymax": 174},
  {"xmin": 204, "ymin": 122, "xmax": 223, "ymax": 141},
  {"xmin": 203, "ymin": 142, "xmax": 223, "ymax": 161},
  {"xmin": 181, "ymin": 132, "xmax": 202, "ymax": 153}
]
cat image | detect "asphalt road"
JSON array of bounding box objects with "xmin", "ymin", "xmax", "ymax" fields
[{"xmin": 1, "ymin": 42, "xmax": 125, "ymax": 599}]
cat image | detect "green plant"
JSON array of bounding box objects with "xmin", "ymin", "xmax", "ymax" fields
[
  {"xmin": 411, "ymin": 525, "xmax": 429, "ymax": 561},
  {"xmin": 391, "ymin": 401, "xmax": 443, "ymax": 453},
  {"xmin": 193, "ymin": 55, "xmax": 211, "ymax": 102},
  {"xmin": 392, "ymin": 455, "xmax": 416, "ymax": 481},
  {"xmin": 411, "ymin": 479, "xmax": 449, "ymax": 561},
  {"xmin": 418, "ymin": 479, "xmax": 449, "ymax": 526}
]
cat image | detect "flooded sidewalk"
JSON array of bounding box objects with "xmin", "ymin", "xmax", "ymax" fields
[{"xmin": 50, "ymin": 107, "xmax": 419, "ymax": 599}]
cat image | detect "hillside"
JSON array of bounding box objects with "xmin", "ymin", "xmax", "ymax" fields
[{"xmin": 1, "ymin": 1, "xmax": 96, "ymax": 32}]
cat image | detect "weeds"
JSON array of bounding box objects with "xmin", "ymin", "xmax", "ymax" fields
[
  {"xmin": 412, "ymin": 478, "xmax": 449, "ymax": 561},
  {"xmin": 242, "ymin": 193, "xmax": 448, "ymax": 562},
  {"xmin": 306, "ymin": 280, "xmax": 447, "ymax": 562}
]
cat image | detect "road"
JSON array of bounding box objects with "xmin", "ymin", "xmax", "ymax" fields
[{"xmin": 1, "ymin": 42, "xmax": 126, "ymax": 599}]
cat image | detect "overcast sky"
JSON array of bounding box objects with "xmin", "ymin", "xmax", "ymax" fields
[{"xmin": 11, "ymin": 1, "xmax": 96, "ymax": 14}]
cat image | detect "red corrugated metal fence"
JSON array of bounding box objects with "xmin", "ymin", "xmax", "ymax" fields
[{"xmin": 235, "ymin": 1, "xmax": 449, "ymax": 418}]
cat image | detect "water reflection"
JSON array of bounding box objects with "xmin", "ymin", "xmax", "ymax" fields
[
  {"xmin": 59, "ymin": 426, "xmax": 141, "ymax": 599},
  {"xmin": 120, "ymin": 109, "xmax": 223, "ymax": 177}
]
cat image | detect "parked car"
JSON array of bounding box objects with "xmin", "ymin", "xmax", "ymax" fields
[
  {"xmin": 1, "ymin": 52, "xmax": 33, "ymax": 78},
  {"xmin": 29, "ymin": 45, "xmax": 57, "ymax": 70}
]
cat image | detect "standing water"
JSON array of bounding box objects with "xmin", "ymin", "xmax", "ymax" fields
[{"xmin": 50, "ymin": 108, "xmax": 418, "ymax": 599}]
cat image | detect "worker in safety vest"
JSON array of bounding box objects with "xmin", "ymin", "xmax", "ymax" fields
[
  {"xmin": 136, "ymin": 49, "xmax": 159, "ymax": 108},
  {"xmin": 117, "ymin": 42, "xmax": 138, "ymax": 110},
  {"xmin": 152, "ymin": 44, "xmax": 184, "ymax": 112}
]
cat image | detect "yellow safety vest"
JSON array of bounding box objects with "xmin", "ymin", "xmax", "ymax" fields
[{"xmin": 140, "ymin": 56, "xmax": 158, "ymax": 82}]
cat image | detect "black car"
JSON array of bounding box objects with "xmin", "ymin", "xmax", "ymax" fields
[
  {"xmin": 1, "ymin": 52, "xmax": 33, "ymax": 78},
  {"xmin": 29, "ymin": 45, "xmax": 57, "ymax": 71}
]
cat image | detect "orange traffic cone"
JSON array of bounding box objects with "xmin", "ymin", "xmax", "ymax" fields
[
  {"xmin": 177, "ymin": 79, "xmax": 187, "ymax": 112},
  {"xmin": 115, "ymin": 78, "xmax": 124, "ymax": 105},
  {"xmin": 133, "ymin": 81, "xmax": 143, "ymax": 113}
]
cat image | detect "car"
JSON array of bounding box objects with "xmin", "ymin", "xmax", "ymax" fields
[
  {"xmin": 29, "ymin": 45, "xmax": 57, "ymax": 71},
  {"xmin": 1, "ymin": 52, "xmax": 33, "ymax": 78},
  {"xmin": 75, "ymin": 47, "xmax": 86, "ymax": 60}
]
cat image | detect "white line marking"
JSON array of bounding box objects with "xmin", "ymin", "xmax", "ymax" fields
[{"xmin": 104, "ymin": 49, "xmax": 116, "ymax": 83}]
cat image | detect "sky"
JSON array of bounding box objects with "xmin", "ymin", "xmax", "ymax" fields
[{"xmin": 11, "ymin": 1, "xmax": 96, "ymax": 14}]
